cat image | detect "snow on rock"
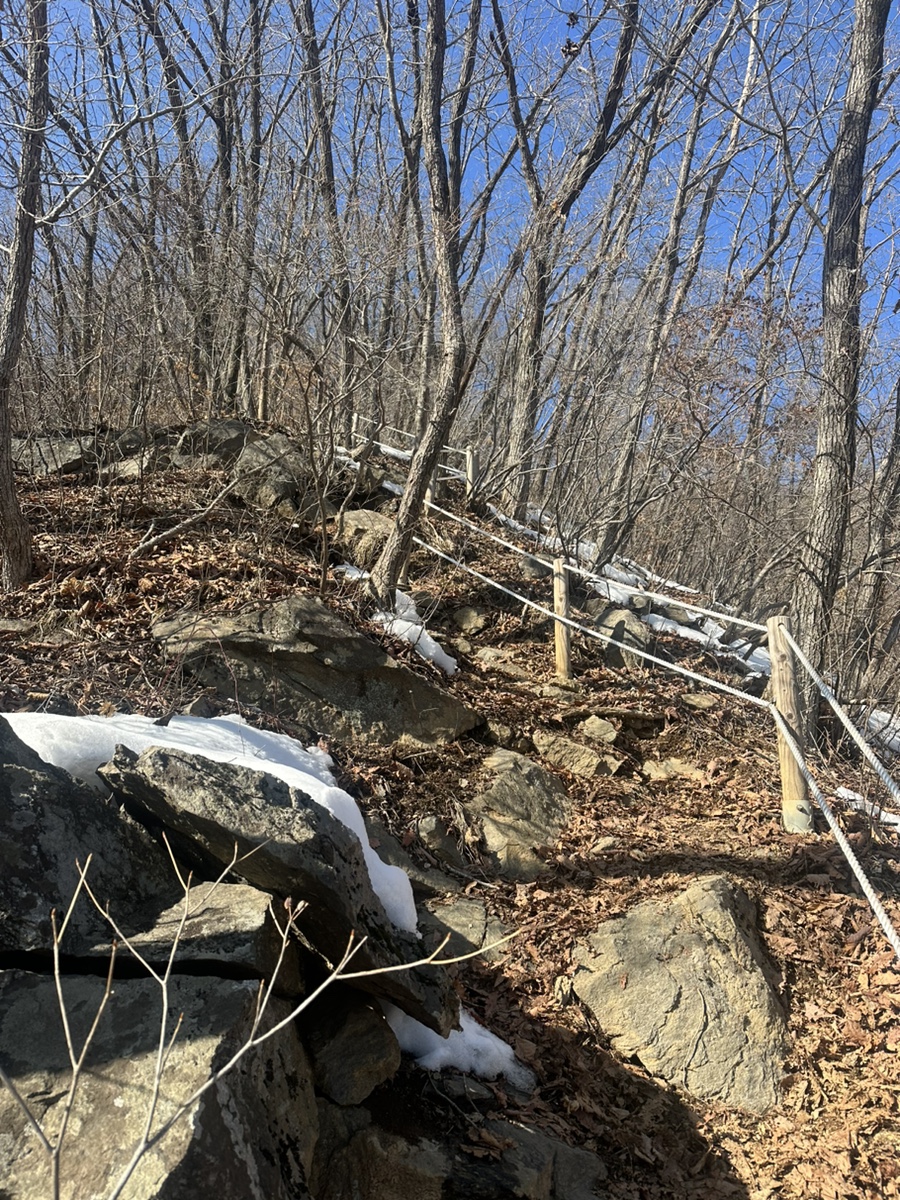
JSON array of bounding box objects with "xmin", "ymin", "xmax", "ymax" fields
[
  {"xmin": 5, "ymin": 710, "xmax": 533, "ymax": 1087},
  {"xmin": 870, "ymin": 709, "xmax": 900, "ymax": 755},
  {"xmin": 333, "ymin": 563, "xmax": 370, "ymax": 581},
  {"xmin": 382, "ymin": 1003, "xmax": 535, "ymax": 1091},
  {"xmin": 602, "ymin": 563, "xmax": 645, "ymax": 589},
  {"xmin": 372, "ymin": 589, "xmax": 457, "ymax": 675},
  {"xmin": 5, "ymin": 711, "xmax": 417, "ymax": 932},
  {"xmin": 727, "ymin": 640, "xmax": 771, "ymax": 674}
]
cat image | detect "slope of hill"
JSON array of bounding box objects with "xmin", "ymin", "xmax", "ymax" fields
[{"xmin": 1, "ymin": 429, "xmax": 899, "ymax": 1199}]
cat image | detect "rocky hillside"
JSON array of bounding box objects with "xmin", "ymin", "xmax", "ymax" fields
[{"xmin": 1, "ymin": 422, "xmax": 899, "ymax": 1200}]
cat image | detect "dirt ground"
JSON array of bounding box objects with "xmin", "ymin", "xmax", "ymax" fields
[{"xmin": 2, "ymin": 460, "xmax": 899, "ymax": 1199}]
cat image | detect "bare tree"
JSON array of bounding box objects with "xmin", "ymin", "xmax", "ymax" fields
[
  {"xmin": 791, "ymin": 0, "xmax": 892, "ymax": 739},
  {"xmin": 0, "ymin": 0, "xmax": 48, "ymax": 591},
  {"xmin": 369, "ymin": 0, "xmax": 479, "ymax": 602}
]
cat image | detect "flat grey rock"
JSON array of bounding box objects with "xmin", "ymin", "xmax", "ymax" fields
[
  {"xmin": 153, "ymin": 596, "xmax": 479, "ymax": 747},
  {"xmin": 418, "ymin": 896, "xmax": 509, "ymax": 962},
  {"xmin": 103, "ymin": 881, "xmax": 303, "ymax": 995},
  {"xmin": 573, "ymin": 876, "xmax": 788, "ymax": 1113},
  {"xmin": 99, "ymin": 746, "xmax": 459, "ymax": 1034},
  {"xmin": 532, "ymin": 729, "xmax": 623, "ymax": 779},
  {"xmin": 0, "ymin": 970, "xmax": 317, "ymax": 1200},
  {"xmin": 0, "ymin": 717, "xmax": 180, "ymax": 957},
  {"xmin": 468, "ymin": 750, "xmax": 572, "ymax": 881}
]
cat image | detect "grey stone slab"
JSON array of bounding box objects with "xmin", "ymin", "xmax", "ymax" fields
[
  {"xmin": 573, "ymin": 876, "xmax": 788, "ymax": 1113},
  {"xmin": 0, "ymin": 970, "xmax": 318, "ymax": 1200}
]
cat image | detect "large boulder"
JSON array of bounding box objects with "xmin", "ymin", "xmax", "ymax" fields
[
  {"xmin": 0, "ymin": 970, "xmax": 318, "ymax": 1199},
  {"xmin": 573, "ymin": 876, "xmax": 788, "ymax": 1113},
  {"xmin": 447, "ymin": 1120, "xmax": 607, "ymax": 1200},
  {"xmin": 314, "ymin": 1123, "xmax": 449, "ymax": 1200},
  {"xmin": 11, "ymin": 432, "xmax": 99, "ymax": 476},
  {"xmin": 332, "ymin": 508, "xmax": 394, "ymax": 568},
  {"xmin": 152, "ymin": 597, "xmax": 479, "ymax": 747},
  {"xmin": 310, "ymin": 1114, "xmax": 606, "ymax": 1200},
  {"xmin": 0, "ymin": 716, "xmax": 180, "ymax": 956},
  {"xmin": 99, "ymin": 745, "xmax": 459, "ymax": 1035},
  {"xmin": 589, "ymin": 604, "xmax": 650, "ymax": 669},
  {"xmin": 300, "ymin": 985, "xmax": 401, "ymax": 1105},
  {"xmin": 467, "ymin": 750, "xmax": 573, "ymax": 881},
  {"xmin": 231, "ymin": 432, "xmax": 314, "ymax": 517},
  {"xmin": 171, "ymin": 419, "xmax": 259, "ymax": 468}
]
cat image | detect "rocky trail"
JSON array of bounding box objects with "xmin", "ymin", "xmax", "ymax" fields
[{"xmin": 2, "ymin": 424, "xmax": 899, "ymax": 1199}]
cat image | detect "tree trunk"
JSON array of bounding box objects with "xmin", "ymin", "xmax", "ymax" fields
[
  {"xmin": 842, "ymin": 375, "xmax": 900, "ymax": 699},
  {"xmin": 791, "ymin": 0, "xmax": 891, "ymax": 741},
  {"xmin": 369, "ymin": 0, "xmax": 474, "ymax": 603},
  {"xmin": 0, "ymin": 0, "xmax": 49, "ymax": 591}
]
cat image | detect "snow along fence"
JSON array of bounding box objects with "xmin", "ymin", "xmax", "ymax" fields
[
  {"xmin": 345, "ymin": 415, "xmax": 900, "ymax": 963},
  {"xmin": 410, "ymin": 535, "xmax": 900, "ymax": 967}
]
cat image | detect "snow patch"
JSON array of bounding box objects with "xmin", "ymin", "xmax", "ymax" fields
[
  {"xmin": 836, "ymin": 785, "xmax": 900, "ymax": 830},
  {"xmin": 372, "ymin": 590, "xmax": 457, "ymax": 675},
  {"xmin": 382, "ymin": 1004, "xmax": 535, "ymax": 1091},
  {"xmin": 4, "ymin": 711, "xmax": 418, "ymax": 932}
]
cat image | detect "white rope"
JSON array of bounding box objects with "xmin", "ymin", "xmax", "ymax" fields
[
  {"xmin": 770, "ymin": 710, "xmax": 900, "ymax": 963},
  {"xmin": 423, "ymin": 497, "xmax": 767, "ymax": 635},
  {"xmin": 567, "ymin": 559, "xmax": 768, "ymax": 634},
  {"xmin": 360, "ymin": 421, "xmax": 765, "ymax": 634},
  {"xmin": 357, "ymin": 426, "xmax": 900, "ymax": 963},
  {"xmin": 781, "ymin": 628, "xmax": 900, "ymax": 811},
  {"xmin": 412, "ymin": 537, "xmax": 770, "ymax": 710},
  {"xmin": 352, "ymin": 413, "xmax": 467, "ymax": 457},
  {"xmin": 412, "ymin": 536, "xmax": 900, "ymax": 966}
]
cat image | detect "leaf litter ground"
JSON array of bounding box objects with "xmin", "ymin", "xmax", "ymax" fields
[{"xmin": 1, "ymin": 460, "xmax": 899, "ymax": 1199}]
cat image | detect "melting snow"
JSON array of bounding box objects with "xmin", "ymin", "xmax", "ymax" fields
[
  {"xmin": 3, "ymin": 709, "xmax": 532, "ymax": 1086},
  {"xmin": 372, "ymin": 590, "xmax": 457, "ymax": 675}
]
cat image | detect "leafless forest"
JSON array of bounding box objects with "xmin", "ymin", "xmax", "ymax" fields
[{"xmin": 0, "ymin": 0, "xmax": 898, "ymax": 720}]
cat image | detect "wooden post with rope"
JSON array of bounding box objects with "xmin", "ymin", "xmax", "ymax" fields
[
  {"xmin": 465, "ymin": 446, "xmax": 479, "ymax": 502},
  {"xmin": 554, "ymin": 558, "xmax": 572, "ymax": 680},
  {"xmin": 766, "ymin": 615, "xmax": 814, "ymax": 833}
]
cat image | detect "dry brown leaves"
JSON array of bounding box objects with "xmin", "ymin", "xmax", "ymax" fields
[{"xmin": 4, "ymin": 456, "xmax": 900, "ymax": 1199}]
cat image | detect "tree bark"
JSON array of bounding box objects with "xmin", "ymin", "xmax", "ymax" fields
[
  {"xmin": 791, "ymin": 0, "xmax": 891, "ymax": 740},
  {"xmin": 0, "ymin": 0, "xmax": 49, "ymax": 591},
  {"xmin": 369, "ymin": 0, "xmax": 475, "ymax": 603}
]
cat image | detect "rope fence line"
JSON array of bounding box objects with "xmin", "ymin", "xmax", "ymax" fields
[
  {"xmin": 352, "ymin": 413, "xmax": 467, "ymax": 458},
  {"xmin": 410, "ymin": 536, "xmax": 900, "ymax": 967},
  {"xmin": 352, "ymin": 412, "xmax": 766, "ymax": 635},
  {"xmin": 770, "ymin": 710, "xmax": 900, "ymax": 961},
  {"xmin": 422, "ymin": 496, "xmax": 766, "ymax": 635},
  {"xmin": 413, "ymin": 537, "xmax": 772, "ymax": 711},
  {"xmin": 346, "ymin": 417, "xmax": 900, "ymax": 962},
  {"xmin": 781, "ymin": 628, "xmax": 900, "ymax": 811}
]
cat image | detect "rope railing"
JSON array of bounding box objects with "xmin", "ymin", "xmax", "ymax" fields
[
  {"xmin": 352, "ymin": 413, "xmax": 467, "ymax": 457},
  {"xmin": 413, "ymin": 536, "xmax": 772, "ymax": 710},
  {"xmin": 781, "ymin": 627, "xmax": 900, "ymax": 811},
  {"xmin": 421, "ymin": 497, "xmax": 767, "ymax": 635},
  {"xmin": 355, "ymin": 412, "xmax": 766, "ymax": 635},
  {"xmin": 770, "ymin": 709, "xmax": 900, "ymax": 961},
  {"xmin": 408, "ymin": 536, "xmax": 900, "ymax": 967},
  {"xmin": 349, "ymin": 421, "xmax": 900, "ymax": 964}
]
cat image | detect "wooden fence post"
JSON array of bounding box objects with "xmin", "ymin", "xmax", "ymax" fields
[
  {"xmin": 465, "ymin": 446, "xmax": 479, "ymax": 501},
  {"xmin": 554, "ymin": 558, "xmax": 572, "ymax": 680},
  {"xmin": 766, "ymin": 615, "xmax": 814, "ymax": 833}
]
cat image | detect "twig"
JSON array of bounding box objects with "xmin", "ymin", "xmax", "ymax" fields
[{"xmin": 128, "ymin": 476, "xmax": 244, "ymax": 559}]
